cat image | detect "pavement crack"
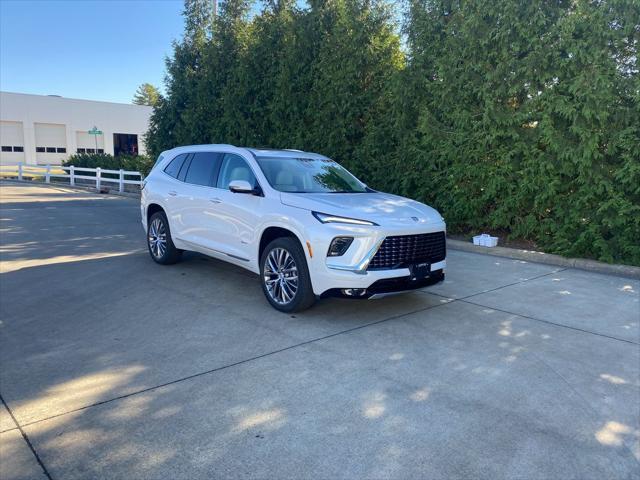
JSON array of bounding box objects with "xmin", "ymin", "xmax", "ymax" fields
[
  {"xmin": 421, "ymin": 268, "xmax": 638, "ymax": 345},
  {"xmin": 459, "ymin": 298, "xmax": 640, "ymax": 345},
  {"xmin": 459, "ymin": 268, "xmax": 569, "ymax": 301},
  {"xmin": 421, "ymin": 268, "xmax": 567, "ymax": 304},
  {"xmin": 0, "ymin": 393, "xmax": 53, "ymax": 480},
  {"xmin": 17, "ymin": 299, "xmax": 451, "ymax": 429}
]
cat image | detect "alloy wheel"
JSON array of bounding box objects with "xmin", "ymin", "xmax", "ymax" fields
[
  {"xmin": 263, "ymin": 247, "xmax": 299, "ymax": 305},
  {"xmin": 148, "ymin": 217, "xmax": 167, "ymax": 259}
]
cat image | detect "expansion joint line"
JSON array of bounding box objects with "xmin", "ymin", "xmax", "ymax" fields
[
  {"xmin": 16, "ymin": 299, "xmax": 452, "ymax": 429},
  {"xmin": 0, "ymin": 393, "xmax": 53, "ymax": 480}
]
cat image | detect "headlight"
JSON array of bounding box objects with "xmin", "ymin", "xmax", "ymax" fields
[{"xmin": 312, "ymin": 211, "xmax": 378, "ymax": 226}]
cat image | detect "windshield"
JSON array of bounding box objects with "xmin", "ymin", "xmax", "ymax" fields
[{"xmin": 255, "ymin": 156, "xmax": 367, "ymax": 193}]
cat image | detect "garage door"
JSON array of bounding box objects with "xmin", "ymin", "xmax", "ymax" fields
[
  {"xmin": 34, "ymin": 123, "xmax": 67, "ymax": 164},
  {"xmin": 76, "ymin": 130, "xmax": 104, "ymax": 154},
  {"xmin": 0, "ymin": 121, "xmax": 25, "ymax": 164}
]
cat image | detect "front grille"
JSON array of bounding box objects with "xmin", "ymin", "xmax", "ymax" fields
[{"xmin": 368, "ymin": 232, "xmax": 446, "ymax": 270}]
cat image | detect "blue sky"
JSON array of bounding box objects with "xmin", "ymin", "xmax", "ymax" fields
[{"xmin": 0, "ymin": 0, "xmax": 185, "ymax": 104}]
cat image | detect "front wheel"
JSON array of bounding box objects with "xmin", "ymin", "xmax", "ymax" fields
[
  {"xmin": 147, "ymin": 211, "xmax": 182, "ymax": 265},
  {"xmin": 260, "ymin": 238, "xmax": 316, "ymax": 312}
]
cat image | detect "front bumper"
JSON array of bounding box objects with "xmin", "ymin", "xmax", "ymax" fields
[
  {"xmin": 304, "ymin": 220, "xmax": 447, "ymax": 296},
  {"xmin": 321, "ymin": 269, "xmax": 445, "ymax": 299}
]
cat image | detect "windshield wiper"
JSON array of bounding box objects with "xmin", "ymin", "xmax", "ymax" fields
[{"xmin": 288, "ymin": 190, "xmax": 365, "ymax": 194}]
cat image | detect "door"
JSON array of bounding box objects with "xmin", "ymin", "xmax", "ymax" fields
[
  {"xmin": 113, "ymin": 133, "xmax": 138, "ymax": 156},
  {"xmin": 210, "ymin": 153, "xmax": 263, "ymax": 262},
  {"xmin": 159, "ymin": 152, "xmax": 190, "ymax": 239},
  {"xmin": 172, "ymin": 152, "xmax": 223, "ymax": 250}
]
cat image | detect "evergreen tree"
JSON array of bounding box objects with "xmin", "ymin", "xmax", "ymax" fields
[
  {"xmin": 303, "ymin": 0, "xmax": 403, "ymax": 175},
  {"xmin": 147, "ymin": 0, "xmax": 215, "ymax": 154},
  {"xmin": 145, "ymin": 0, "xmax": 640, "ymax": 265},
  {"xmin": 398, "ymin": 0, "xmax": 639, "ymax": 263},
  {"xmin": 132, "ymin": 83, "xmax": 161, "ymax": 106}
]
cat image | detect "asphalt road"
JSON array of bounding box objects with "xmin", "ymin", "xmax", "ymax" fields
[{"xmin": 1, "ymin": 181, "xmax": 639, "ymax": 480}]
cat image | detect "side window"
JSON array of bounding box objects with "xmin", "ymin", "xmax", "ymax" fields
[
  {"xmin": 163, "ymin": 153, "xmax": 188, "ymax": 178},
  {"xmin": 217, "ymin": 154, "xmax": 257, "ymax": 190},
  {"xmin": 177, "ymin": 154, "xmax": 192, "ymax": 182},
  {"xmin": 183, "ymin": 152, "xmax": 221, "ymax": 187}
]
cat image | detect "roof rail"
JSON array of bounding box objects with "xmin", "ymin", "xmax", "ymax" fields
[{"xmin": 170, "ymin": 143, "xmax": 237, "ymax": 150}]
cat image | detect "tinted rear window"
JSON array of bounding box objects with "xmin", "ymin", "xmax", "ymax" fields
[
  {"xmin": 184, "ymin": 152, "xmax": 221, "ymax": 187},
  {"xmin": 164, "ymin": 153, "xmax": 188, "ymax": 178}
]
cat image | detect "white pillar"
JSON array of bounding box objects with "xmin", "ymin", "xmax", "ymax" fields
[
  {"xmin": 104, "ymin": 131, "xmax": 114, "ymax": 156},
  {"xmin": 65, "ymin": 125, "xmax": 76, "ymax": 159},
  {"xmin": 22, "ymin": 122, "xmax": 37, "ymax": 165}
]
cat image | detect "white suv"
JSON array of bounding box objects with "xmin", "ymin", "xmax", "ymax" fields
[{"xmin": 141, "ymin": 145, "xmax": 446, "ymax": 312}]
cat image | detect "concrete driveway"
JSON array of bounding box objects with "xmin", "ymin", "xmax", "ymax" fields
[{"xmin": 1, "ymin": 182, "xmax": 638, "ymax": 480}]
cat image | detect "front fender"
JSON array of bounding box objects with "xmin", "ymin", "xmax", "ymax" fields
[{"xmin": 256, "ymin": 217, "xmax": 310, "ymax": 263}]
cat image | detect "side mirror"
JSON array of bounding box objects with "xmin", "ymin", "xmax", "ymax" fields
[{"xmin": 229, "ymin": 179, "xmax": 256, "ymax": 194}]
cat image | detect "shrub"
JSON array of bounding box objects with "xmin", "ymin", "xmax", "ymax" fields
[{"xmin": 64, "ymin": 153, "xmax": 155, "ymax": 176}]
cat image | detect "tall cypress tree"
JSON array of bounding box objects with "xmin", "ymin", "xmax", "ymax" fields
[
  {"xmin": 147, "ymin": 0, "xmax": 214, "ymax": 153},
  {"xmin": 398, "ymin": 0, "xmax": 639, "ymax": 263},
  {"xmin": 303, "ymin": 0, "xmax": 403, "ymax": 174},
  {"xmin": 534, "ymin": 0, "xmax": 640, "ymax": 262},
  {"xmin": 145, "ymin": 0, "xmax": 640, "ymax": 265}
]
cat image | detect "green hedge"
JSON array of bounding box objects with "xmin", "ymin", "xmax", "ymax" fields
[
  {"xmin": 63, "ymin": 153, "xmax": 154, "ymax": 176},
  {"xmin": 145, "ymin": 0, "xmax": 640, "ymax": 266}
]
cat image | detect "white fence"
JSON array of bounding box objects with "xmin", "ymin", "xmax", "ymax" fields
[{"xmin": 0, "ymin": 163, "xmax": 144, "ymax": 193}]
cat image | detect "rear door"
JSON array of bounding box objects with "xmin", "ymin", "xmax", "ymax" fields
[{"xmin": 159, "ymin": 152, "xmax": 190, "ymax": 238}]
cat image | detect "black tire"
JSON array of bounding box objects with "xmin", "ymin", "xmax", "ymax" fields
[
  {"xmin": 147, "ymin": 211, "xmax": 182, "ymax": 265},
  {"xmin": 260, "ymin": 237, "xmax": 316, "ymax": 313}
]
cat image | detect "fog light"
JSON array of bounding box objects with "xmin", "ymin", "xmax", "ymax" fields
[
  {"xmin": 341, "ymin": 288, "xmax": 367, "ymax": 297},
  {"xmin": 328, "ymin": 236, "xmax": 354, "ymax": 257}
]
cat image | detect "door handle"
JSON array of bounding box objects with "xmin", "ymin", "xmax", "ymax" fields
[
  {"xmin": 168, "ymin": 191, "xmax": 177, "ymax": 196},
  {"xmin": 209, "ymin": 197, "xmax": 222, "ymax": 204}
]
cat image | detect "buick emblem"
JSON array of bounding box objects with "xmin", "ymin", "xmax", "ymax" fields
[{"xmin": 411, "ymin": 216, "xmax": 419, "ymax": 222}]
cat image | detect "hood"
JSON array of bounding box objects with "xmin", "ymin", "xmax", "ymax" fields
[{"xmin": 280, "ymin": 191, "xmax": 444, "ymax": 226}]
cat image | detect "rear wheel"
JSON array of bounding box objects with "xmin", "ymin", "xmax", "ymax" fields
[
  {"xmin": 147, "ymin": 211, "xmax": 182, "ymax": 265},
  {"xmin": 260, "ymin": 237, "xmax": 315, "ymax": 312}
]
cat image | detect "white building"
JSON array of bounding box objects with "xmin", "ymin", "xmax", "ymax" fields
[{"xmin": 0, "ymin": 91, "xmax": 153, "ymax": 165}]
